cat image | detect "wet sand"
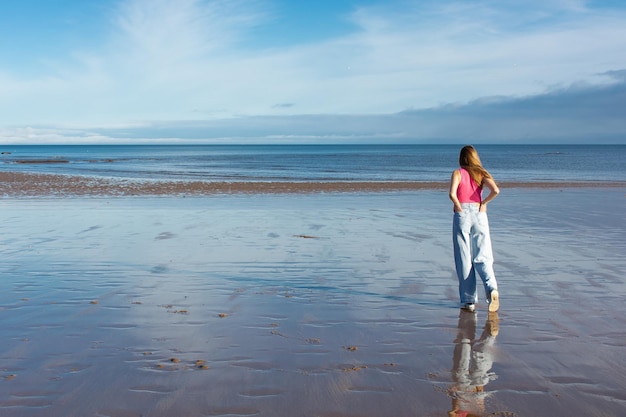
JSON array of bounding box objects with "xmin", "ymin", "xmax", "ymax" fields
[
  {"xmin": 2, "ymin": 171, "xmax": 626, "ymax": 197},
  {"xmin": 0, "ymin": 187, "xmax": 625, "ymax": 416}
]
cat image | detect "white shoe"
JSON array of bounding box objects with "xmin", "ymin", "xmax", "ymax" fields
[
  {"xmin": 462, "ymin": 303, "xmax": 475, "ymax": 312},
  {"xmin": 489, "ymin": 290, "xmax": 499, "ymax": 312}
]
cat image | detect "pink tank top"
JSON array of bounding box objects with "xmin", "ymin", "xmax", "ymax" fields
[{"xmin": 457, "ymin": 168, "xmax": 482, "ymax": 203}]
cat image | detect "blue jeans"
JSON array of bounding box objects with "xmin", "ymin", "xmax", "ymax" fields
[{"xmin": 453, "ymin": 203, "xmax": 498, "ymax": 304}]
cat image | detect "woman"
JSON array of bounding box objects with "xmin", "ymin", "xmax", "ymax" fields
[{"xmin": 449, "ymin": 145, "xmax": 500, "ymax": 312}]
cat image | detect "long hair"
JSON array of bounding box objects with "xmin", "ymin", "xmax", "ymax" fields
[{"xmin": 459, "ymin": 145, "xmax": 492, "ymax": 186}]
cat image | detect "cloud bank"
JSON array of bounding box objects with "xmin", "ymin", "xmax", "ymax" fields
[{"xmin": 2, "ymin": 72, "xmax": 624, "ymax": 144}]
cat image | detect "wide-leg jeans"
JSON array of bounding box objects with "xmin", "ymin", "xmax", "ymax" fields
[{"xmin": 453, "ymin": 203, "xmax": 498, "ymax": 304}]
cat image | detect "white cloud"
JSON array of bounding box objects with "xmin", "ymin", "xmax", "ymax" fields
[
  {"xmin": 336, "ymin": 1, "xmax": 626, "ymax": 103},
  {"xmin": 111, "ymin": 0, "xmax": 265, "ymax": 68},
  {"xmin": 3, "ymin": 73, "xmax": 624, "ymax": 145},
  {"xmin": 0, "ymin": 0, "xmax": 625, "ymax": 144}
]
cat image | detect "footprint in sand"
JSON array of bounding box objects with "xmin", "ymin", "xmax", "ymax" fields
[{"xmin": 155, "ymin": 232, "xmax": 176, "ymax": 240}]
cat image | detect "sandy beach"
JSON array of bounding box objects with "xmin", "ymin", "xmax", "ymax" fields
[
  {"xmin": 2, "ymin": 172, "xmax": 626, "ymax": 197},
  {"xmin": 1, "ymin": 185, "xmax": 625, "ymax": 416}
]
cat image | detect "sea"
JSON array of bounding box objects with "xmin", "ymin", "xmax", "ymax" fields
[{"xmin": 0, "ymin": 144, "xmax": 624, "ymax": 183}]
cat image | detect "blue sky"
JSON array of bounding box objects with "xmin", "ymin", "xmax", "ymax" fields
[{"xmin": 1, "ymin": 0, "xmax": 625, "ymax": 144}]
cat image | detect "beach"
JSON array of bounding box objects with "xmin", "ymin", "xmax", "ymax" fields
[{"xmin": 1, "ymin": 185, "xmax": 625, "ymax": 416}]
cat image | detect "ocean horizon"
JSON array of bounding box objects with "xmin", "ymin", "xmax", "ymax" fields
[{"xmin": 1, "ymin": 143, "xmax": 624, "ymax": 183}]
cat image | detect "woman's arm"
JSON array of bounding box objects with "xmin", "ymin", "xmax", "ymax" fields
[
  {"xmin": 449, "ymin": 170, "xmax": 463, "ymax": 212},
  {"xmin": 479, "ymin": 177, "xmax": 500, "ymax": 212}
]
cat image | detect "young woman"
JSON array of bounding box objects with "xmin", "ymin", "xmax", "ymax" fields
[{"xmin": 449, "ymin": 145, "xmax": 500, "ymax": 312}]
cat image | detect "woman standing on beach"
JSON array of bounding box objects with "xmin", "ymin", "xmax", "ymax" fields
[{"xmin": 449, "ymin": 145, "xmax": 500, "ymax": 312}]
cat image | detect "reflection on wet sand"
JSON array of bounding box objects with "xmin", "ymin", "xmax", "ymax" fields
[{"xmin": 448, "ymin": 311, "xmax": 500, "ymax": 417}]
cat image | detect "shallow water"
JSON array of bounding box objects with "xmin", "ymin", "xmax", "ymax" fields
[{"xmin": 0, "ymin": 189, "xmax": 624, "ymax": 416}]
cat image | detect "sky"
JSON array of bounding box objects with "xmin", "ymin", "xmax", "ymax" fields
[{"xmin": 1, "ymin": 0, "xmax": 625, "ymax": 144}]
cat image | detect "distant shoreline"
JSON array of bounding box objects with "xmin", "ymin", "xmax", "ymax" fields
[{"xmin": 1, "ymin": 172, "xmax": 625, "ymax": 197}]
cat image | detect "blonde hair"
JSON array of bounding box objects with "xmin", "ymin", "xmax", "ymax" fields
[{"xmin": 459, "ymin": 145, "xmax": 492, "ymax": 186}]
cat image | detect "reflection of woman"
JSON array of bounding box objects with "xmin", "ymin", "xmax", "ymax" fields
[
  {"xmin": 449, "ymin": 145, "xmax": 500, "ymax": 312},
  {"xmin": 449, "ymin": 311, "xmax": 499, "ymax": 417}
]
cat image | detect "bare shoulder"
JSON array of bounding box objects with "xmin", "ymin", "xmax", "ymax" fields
[{"xmin": 449, "ymin": 169, "xmax": 461, "ymax": 191}]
